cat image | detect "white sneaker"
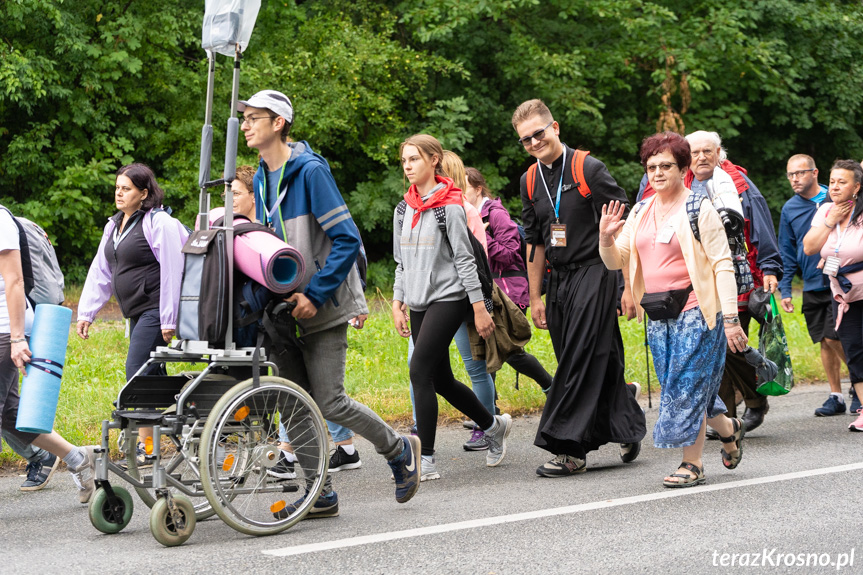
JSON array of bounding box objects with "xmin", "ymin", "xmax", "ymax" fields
[
  {"xmin": 69, "ymin": 446, "xmax": 97, "ymax": 504},
  {"xmin": 420, "ymin": 455, "xmax": 440, "ymax": 481}
]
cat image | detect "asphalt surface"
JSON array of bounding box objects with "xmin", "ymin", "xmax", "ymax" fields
[{"xmin": 2, "ymin": 383, "xmax": 861, "ymax": 574}]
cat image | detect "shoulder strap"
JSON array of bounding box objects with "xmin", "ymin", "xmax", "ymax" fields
[
  {"xmin": 632, "ymin": 199, "xmax": 648, "ymax": 217},
  {"xmin": 571, "ymin": 150, "xmax": 592, "ymax": 200},
  {"xmin": 526, "ymin": 164, "xmax": 537, "ymax": 201},
  {"xmin": 396, "ymin": 200, "xmax": 407, "ymax": 230},
  {"xmin": 686, "ymin": 191, "xmax": 706, "ymax": 243}
]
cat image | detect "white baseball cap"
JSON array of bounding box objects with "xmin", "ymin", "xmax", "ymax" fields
[{"xmin": 238, "ymin": 90, "xmax": 294, "ymax": 125}]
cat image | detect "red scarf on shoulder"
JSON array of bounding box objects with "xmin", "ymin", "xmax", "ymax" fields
[{"xmin": 404, "ymin": 175, "xmax": 463, "ymax": 228}]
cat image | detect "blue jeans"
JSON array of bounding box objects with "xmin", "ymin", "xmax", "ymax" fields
[{"xmin": 407, "ymin": 321, "xmax": 496, "ymax": 421}]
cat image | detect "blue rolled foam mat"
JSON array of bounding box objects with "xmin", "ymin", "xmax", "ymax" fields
[{"xmin": 16, "ymin": 304, "xmax": 73, "ymax": 434}]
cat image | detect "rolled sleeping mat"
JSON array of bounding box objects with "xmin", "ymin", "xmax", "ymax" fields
[
  {"xmin": 207, "ymin": 208, "xmax": 305, "ymax": 293},
  {"xmin": 16, "ymin": 304, "xmax": 73, "ymax": 434}
]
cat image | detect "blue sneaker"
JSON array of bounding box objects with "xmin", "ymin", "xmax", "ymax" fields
[
  {"xmin": 275, "ymin": 490, "xmax": 339, "ymax": 519},
  {"xmin": 20, "ymin": 453, "xmax": 60, "ymax": 492},
  {"xmin": 387, "ymin": 435, "xmax": 420, "ymax": 503},
  {"xmin": 815, "ymin": 395, "xmax": 846, "ymax": 417},
  {"xmin": 850, "ymin": 387, "xmax": 862, "ymax": 415}
]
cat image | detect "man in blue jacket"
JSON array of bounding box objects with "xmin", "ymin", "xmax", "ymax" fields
[
  {"xmin": 778, "ymin": 154, "xmax": 854, "ymax": 416},
  {"xmin": 238, "ymin": 90, "xmax": 420, "ymax": 516}
]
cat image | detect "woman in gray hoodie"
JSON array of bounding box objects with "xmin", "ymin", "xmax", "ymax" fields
[{"xmin": 392, "ymin": 134, "xmax": 512, "ymax": 480}]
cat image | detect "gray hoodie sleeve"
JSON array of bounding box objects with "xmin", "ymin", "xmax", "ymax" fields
[
  {"xmin": 393, "ymin": 205, "xmax": 405, "ymax": 303},
  {"xmin": 444, "ymin": 204, "xmax": 484, "ymax": 305}
]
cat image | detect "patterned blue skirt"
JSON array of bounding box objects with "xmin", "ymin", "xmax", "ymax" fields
[{"xmin": 648, "ymin": 307, "xmax": 728, "ymax": 448}]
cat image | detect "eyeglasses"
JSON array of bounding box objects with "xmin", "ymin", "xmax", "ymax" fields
[
  {"xmin": 645, "ymin": 162, "xmax": 678, "ymax": 173},
  {"xmin": 787, "ymin": 169, "xmax": 815, "ymax": 180},
  {"xmin": 517, "ymin": 121, "xmax": 554, "ymax": 146},
  {"xmin": 240, "ymin": 114, "xmax": 276, "ymax": 127}
]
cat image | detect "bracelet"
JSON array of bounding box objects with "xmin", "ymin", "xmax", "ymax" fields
[
  {"xmin": 723, "ymin": 316, "xmax": 740, "ymax": 325},
  {"xmin": 10, "ymin": 338, "xmax": 26, "ymax": 344},
  {"xmin": 825, "ymin": 221, "xmax": 835, "ymax": 229}
]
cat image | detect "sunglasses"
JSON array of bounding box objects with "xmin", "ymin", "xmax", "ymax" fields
[{"xmin": 517, "ymin": 121, "xmax": 554, "ymax": 146}]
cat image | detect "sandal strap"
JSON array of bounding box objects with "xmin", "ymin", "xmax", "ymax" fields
[
  {"xmin": 679, "ymin": 461, "xmax": 703, "ymax": 476},
  {"xmin": 718, "ymin": 419, "xmax": 741, "ymax": 443}
]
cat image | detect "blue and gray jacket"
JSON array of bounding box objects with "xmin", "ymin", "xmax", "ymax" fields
[{"xmin": 253, "ymin": 141, "xmax": 368, "ymax": 334}]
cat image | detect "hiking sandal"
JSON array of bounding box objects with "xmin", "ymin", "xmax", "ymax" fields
[
  {"xmin": 719, "ymin": 417, "xmax": 745, "ymax": 470},
  {"xmin": 662, "ymin": 461, "xmax": 705, "ymax": 488}
]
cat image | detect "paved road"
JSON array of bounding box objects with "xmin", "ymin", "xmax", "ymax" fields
[{"xmin": 2, "ymin": 383, "xmax": 861, "ymax": 574}]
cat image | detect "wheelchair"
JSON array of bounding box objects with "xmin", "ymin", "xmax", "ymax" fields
[{"xmin": 87, "ymin": 342, "xmax": 329, "ymax": 546}]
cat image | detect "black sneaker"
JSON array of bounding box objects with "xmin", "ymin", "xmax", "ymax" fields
[
  {"xmin": 267, "ymin": 452, "xmax": 297, "ymax": 479},
  {"xmin": 20, "ymin": 453, "xmax": 60, "ymax": 492},
  {"xmin": 536, "ymin": 454, "xmax": 586, "ymax": 477},
  {"xmin": 850, "ymin": 387, "xmax": 862, "ymax": 415},
  {"xmin": 275, "ymin": 491, "xmax": 339, "ymax": 519},
  {"xmin": 329, "ymin": 445, "xmax": 362, "ymax": 472}
]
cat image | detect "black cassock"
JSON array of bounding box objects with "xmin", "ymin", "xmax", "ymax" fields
[
  {"xmin": 538, "ymin": 262, "xmax": 645, "ymax": 456},
  {"xmin": 520, "ymin": 145, "xmax": 646, "ymax": 457}
]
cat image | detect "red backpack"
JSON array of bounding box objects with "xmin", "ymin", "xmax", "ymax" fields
[{"xmin": 525, "ymin": 149, "xmax": 593, "ymax": 214}]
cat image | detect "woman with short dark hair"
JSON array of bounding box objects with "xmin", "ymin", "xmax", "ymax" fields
[
  {"xmin": 599, "ymin": 131, "xmax": 746, "ymax": 487},
  {"xmin": 76, "ymin": 163, "xmax": 187, "ymax": 464}
]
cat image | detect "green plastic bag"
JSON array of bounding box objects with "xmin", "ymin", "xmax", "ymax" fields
[{"xmin": 756, "ymin": 294, "xmax": 794, "ymax": 396}]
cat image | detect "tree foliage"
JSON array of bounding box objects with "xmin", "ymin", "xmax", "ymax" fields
[{"xmin": 2, "ymin": 0, "xmax": 862, "ymax": 286}]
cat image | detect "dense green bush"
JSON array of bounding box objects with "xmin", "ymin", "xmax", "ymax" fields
[{"xmin": 2, "ymin": 0, "xmax": 862, "ymax": 281}]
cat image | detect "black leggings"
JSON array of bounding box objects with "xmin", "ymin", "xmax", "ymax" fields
[{"xmin": 410, "ymin": 299, "xmax": 495, "ymax": 456}]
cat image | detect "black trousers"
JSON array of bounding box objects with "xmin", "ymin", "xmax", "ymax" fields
[
  {"xmin": 719, "ymin": 310, "xmax": 768, "ymax": 418},
  {"xmin": 410, "ymin": 299, "xmax": 495, "ymax": 456}
]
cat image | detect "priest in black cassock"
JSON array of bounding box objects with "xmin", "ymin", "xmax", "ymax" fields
[{"xmin": 512, "ymin": 99, "xmax": 646, "ymax": 477}]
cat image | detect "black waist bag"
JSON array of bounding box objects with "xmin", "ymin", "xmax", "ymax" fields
[{"xmin": 640, "ymin": 285, "xmax": 693, "ymax": 321}]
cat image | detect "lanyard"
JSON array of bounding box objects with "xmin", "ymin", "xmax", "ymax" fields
[
  {"xmin": 834, "ymin": 221, "xmax": 850, "ymax": 255},
  {"xmin": 261, "ymin": 162, "xmax": 288, "ymax": 239},
  {"xmin": 113, "ymin": 213, "xmax": 141, "ymax": 249},
  {"xmin": 537, "ymin": 147, "xmax": 566, "ymax": 223}
]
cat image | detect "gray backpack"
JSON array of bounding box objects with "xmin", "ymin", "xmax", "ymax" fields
[{"xmin": 0, "ymin": 206, "xmax": 65, "ymax": 305}]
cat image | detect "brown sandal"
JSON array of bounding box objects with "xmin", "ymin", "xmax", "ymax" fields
[
  {"xmin": 720, "ymin": 417, "xmax": 745, "ymax": 470},
  {"xmin": 662, "ymin": 462, "xmax": 705, "ymax": 488}
]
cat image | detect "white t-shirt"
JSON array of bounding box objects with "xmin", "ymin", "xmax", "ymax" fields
[{"xmin": 0, "ymin": 209, "xmax": 35, "ymax": 335}]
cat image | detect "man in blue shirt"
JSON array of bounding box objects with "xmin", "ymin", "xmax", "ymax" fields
[{"xmin": 778, "ymin": 154, "xmax": 855, "ymax": 416}]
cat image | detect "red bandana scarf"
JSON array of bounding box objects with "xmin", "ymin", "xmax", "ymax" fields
[{"xmin": 403, "ymin": 175, "xmax": 464, "ymax": 228}]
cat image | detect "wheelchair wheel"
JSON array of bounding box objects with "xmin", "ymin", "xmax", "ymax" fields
[
  {"xmin": 123, "ymin": 427, "xmax": 216, "ymax": 520},
  {"xmin": 150, "ymin": 495, "xmax": 196, "ymax": 547},
  {"xmin": 199, "ymin": 376, "xmax": 328, "ymax": 536},
  {"xmin": 89, "ymin": 486, "xmax": 134, "ymax": 534}
]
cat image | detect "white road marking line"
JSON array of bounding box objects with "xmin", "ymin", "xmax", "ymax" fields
[{"xmin": 262, "ymin": 461, "xmax": 863, "ymax": 557}]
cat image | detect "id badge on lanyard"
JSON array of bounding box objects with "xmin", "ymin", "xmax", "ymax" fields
[
  {"xmin": 539, "ymin": 148, "xmax": 567, "ymax": 247},
  {"xmin": 824, "ymin": 223, "xmax": 849, "ymax": 278}
]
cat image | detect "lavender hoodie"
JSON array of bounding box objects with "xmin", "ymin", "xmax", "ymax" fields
[
  {"xmin": 78, "ymin": 209, "xmax": 188, "ymax": 329},
  {"xmin": 480, "ymin": 198, "xmax": 529, "ymax": 309}
]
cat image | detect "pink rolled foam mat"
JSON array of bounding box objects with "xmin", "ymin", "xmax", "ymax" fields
[{"xmin": 206, "ymin": 208, "xmax": 305, "ymax": 293}]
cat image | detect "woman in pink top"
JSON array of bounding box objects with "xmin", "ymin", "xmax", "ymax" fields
[
  {"xmin": 803, "ymin": 160, "xmax": 863, "ymax": 433},
  {"xmin": 599, "ymin": 132, "xmax": 747, "ymax": 488}
]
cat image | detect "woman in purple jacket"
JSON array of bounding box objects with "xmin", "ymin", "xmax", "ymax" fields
[
  {"xmin": 76, "ymin": 163, "xmax": 187, "ymax": 464},
  {"xmin": 464, "ymin": 168, "xmax": 554, "ymax": 398}
]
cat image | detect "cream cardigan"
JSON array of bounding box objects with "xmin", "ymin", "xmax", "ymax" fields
[{"xmin": 599, "ymin": 190, "xmax": 738, "ymax": 329}]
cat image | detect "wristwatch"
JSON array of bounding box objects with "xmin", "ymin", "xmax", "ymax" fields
[{"xmin": 723, "ymin": 316, "xmax": 740, "ymax": 325}]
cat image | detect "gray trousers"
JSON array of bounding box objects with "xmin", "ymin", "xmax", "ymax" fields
[
  {"xmin": 270, "ymin": 323, "xmax": 402, "ymax": 462},
  {"xmin": 0, "ymin": 334, "xmax": 40, "ymax": 455}
]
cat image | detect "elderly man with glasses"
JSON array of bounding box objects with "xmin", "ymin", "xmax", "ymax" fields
[
  {"xmin": 513, "ymin": 98, "xmax": 646, "ymax": 478},
  {"xmin": 779, "ymin": 154, "xmax": 854, "ymax": 416},
  {"xmin": 637, "ymin": 130, "xmax": 782, "ymax": 434}
]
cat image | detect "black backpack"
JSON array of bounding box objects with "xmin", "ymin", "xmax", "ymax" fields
[
  {"xmin": 397, "ymin": 200, "xmax": 494, "ymax": 312},
  {"xmin": 177, "ymin": 216, "xmax": 284, "ymax": 344}
]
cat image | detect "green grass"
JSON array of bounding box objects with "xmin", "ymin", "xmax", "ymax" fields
[{"xmin": 0, "ymin": 290, "xmax": 831, "ymax": 466}]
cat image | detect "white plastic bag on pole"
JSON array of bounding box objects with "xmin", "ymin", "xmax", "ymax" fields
[{"xmin": 202, "ymin": 0, "xmax": 261, "ymax": 56}]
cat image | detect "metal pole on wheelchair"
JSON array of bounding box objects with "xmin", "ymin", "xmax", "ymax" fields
[{"xmin": 221, "ymin": 44, "xmax": 241, "ymax": 352}]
